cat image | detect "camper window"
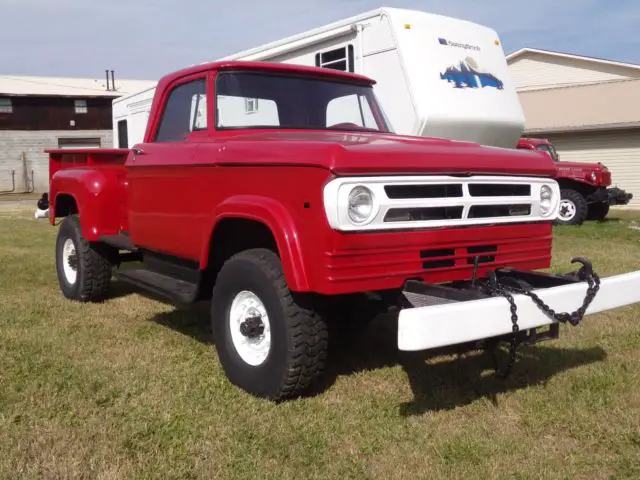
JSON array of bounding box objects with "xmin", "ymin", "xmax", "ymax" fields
[
  {"xmin": 245, "ymin": 98, "xmax": 258, "ymax": 114},
  {"xmin": 315, "ymin": 45, "xmax": 354, "ymax": 72},
  {"xmin": 117, "ymin": 120, "xmax": 128, "ymax": 148}
]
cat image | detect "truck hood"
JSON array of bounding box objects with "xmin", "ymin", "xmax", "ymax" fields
[
  {"xmin": 218, "ymin": 131, "xmax": 556, "ymax": 177},
  {"xmin": 555, "ymin": 160, "xmax": 608, "ymax": 173},
  {"xmin": 554, "ymin": 160, "xmax": 611, "ymax": 186}
]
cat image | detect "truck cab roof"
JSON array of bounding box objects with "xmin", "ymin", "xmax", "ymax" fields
[{"xmin": 157, "ymin": 60, "xmax": 377, "ymax": 88}]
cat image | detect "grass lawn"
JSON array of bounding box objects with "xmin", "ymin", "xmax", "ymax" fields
[{"xmin": 1, "ymin": 206, "xmax": 639, "ymax": 479}]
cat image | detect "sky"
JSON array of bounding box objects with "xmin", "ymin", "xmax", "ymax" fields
[{"xmin": 1, "ymin": 0, "xmax": 640, "ymax": 80}]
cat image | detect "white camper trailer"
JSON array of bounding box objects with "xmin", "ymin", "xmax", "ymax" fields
[
  {"xmin": 112, "ymin": 85, "xmax": 156, "ymax": 148},
  {"xmin": 112, "ymin": 7, "xmax": 525, "ymax": 149}
]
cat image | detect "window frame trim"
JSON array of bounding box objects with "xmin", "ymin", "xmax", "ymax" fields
[{"xmin": 148, "ymin": 72, "xmax": 213, "ymax": 143}]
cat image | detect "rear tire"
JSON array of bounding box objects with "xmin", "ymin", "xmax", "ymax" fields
[
  {"xmin": 587, "ymin": 202, "xmax": 610, "ymax": 221},
  {"xmin": 211, "ymin": 248, "xmax": 328, "ymax": 401},
  {"xmin": 555, "ymin": 189, "xmax": 588, "ymax": 225},
  {"xmin": 55, "ymin": 215, "xmax": 113, "ymax": 302}
]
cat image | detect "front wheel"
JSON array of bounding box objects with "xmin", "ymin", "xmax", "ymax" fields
[
  {"xmin": 555, "ymin": 189, "xmax": 588, "ymax": 226},
  {"xmin": 55, "ymin": 215, "xmax": 114, "ymax": 302},
  {"xmin": 211, "ymin": 249, "xmax": 328, "ymax": 401}
]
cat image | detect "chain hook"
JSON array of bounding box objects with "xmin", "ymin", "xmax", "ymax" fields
[
  {"xmin": 571, "ymin": 257, "xmax": 594, "ymax": 280},
  {"xmin": 481, "ymin": 258, "xmax": 600, "ymax": 379}
]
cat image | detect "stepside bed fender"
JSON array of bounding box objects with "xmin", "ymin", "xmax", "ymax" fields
[{"xmin": 50, "ymin": 168, "xmax": 124, "ymax": 241}]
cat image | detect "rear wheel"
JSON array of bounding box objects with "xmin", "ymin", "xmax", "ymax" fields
[
  {"xmin": 555, "ymin": 189, "xmax": 588, "ymax": 225},
  {"xmin": 55, "ymin": 215, "xmax": 113, "ymax": 302},
  {"xmin": 587, "ymin": 202, "xmax": 610, "ymax": 221},
  {"xmin": 211, "ymin": 248, "xmax": 328, "ymax": 401}
]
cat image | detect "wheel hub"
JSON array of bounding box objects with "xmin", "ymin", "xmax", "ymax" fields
[
  {"xmin": 229, "ymin": 291, "xmax": 272, "ymax": 366},
  {"xmin": 67, "ymin": 254, "xmax": 78, "ymax": 270},
  {"xmin": 559, "ymin": 199, "xmax": 576, "ymax": 221},
  {"xmin": 240, "ymin": 315, "xmax": 265, "ymax": 338},
  {"xmin": 62, "ymin": 238, "xmax": 78, "ymax": 284}
]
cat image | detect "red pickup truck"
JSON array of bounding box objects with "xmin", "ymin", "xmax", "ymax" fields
[
  {"xmin": 45, "ymin": 61, "xmax": 640, "ymax": 400},
  {"xmin": 517, "ymin": 137, "xmax": 633, "ymax": 225}
]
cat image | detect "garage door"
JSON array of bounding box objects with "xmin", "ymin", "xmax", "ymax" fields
[
  {"xmin": 57, "ymin": 137, "xmax": 102, "ymax": 149},
  {"xmin": 548, "ymin": 130, "xmax": 640, "ymax": 209}
]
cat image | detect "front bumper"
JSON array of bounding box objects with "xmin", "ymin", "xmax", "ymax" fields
[
  {"xmin": 397, "ymin": 267, "xmax": 640, "ymax": 351},
  {"xmin": 588, "ymin": 186, "xmax": 633, "ymax": 206},
  {"xmin": 606, "ymin": 187, "xmax": 633, "ymax": 206}
]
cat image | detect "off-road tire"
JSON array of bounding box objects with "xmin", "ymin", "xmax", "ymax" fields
[
  {"xmin": 587, "ymin": 202, "xmax": 610, "ymax": 221},
  {"xmin": 211, "ymin": 248, "xmax": 328, "ymax": 401},
  {"xmin": 55, "ymin": 214, "xmax": 113, "ymax": 302},
  {"xmin": 555, "ymin": 189, "xmax": 588, "ymax": 226}
]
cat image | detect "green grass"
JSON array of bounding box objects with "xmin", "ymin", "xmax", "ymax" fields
[{"xmin": 1, "ymin": 206, "xmax": 639, "ymax": 479}]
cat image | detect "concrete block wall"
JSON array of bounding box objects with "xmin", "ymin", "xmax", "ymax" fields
[{"xmin": 0, "ymin": 130, "xmax": 113, "ymax": 193}]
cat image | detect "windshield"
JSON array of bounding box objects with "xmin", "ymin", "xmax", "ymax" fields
[
  {"xmin": 215, "ymin": 71, "xmax": 391, "ymax": 133},
  {"xmin": 536, "ymin": 143, "xmax": 559, "ymax": 162}
]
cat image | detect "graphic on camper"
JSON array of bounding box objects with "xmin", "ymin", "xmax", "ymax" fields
[{"xmin": 440, "ymin": 57, "xmax": 504, "ymax": 90}]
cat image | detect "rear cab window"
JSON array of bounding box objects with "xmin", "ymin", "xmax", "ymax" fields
[{"xmin": 214, "ymin": 71, "xmax": 389, "ymax": 132}]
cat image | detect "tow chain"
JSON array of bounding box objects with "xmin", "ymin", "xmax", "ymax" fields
[{"xmin": 480, "ymin": 258, "xmax": 601, "ymax": 379}]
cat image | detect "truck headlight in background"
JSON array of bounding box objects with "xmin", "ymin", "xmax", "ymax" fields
[
  {"xmin": 540, "ymin": 184, "xmax": 554, "ymax": 216},
  {"xmin": 347, "ymin": 186, "xmax": 375, "ymax": 224},
  {"xmin": 590, "ymin": 172, "xmax": 598, "ymax": 183}
]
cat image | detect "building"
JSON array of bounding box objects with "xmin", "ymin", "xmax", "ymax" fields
[
  {"xmin": 507, "ymin": 48, "xmax": 640, "ymax": 208},
  {"xmin": 0, "ymin": 73, "xmax": 155, "ymax": 193}
]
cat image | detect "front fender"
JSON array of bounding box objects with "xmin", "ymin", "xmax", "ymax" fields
[
  {"xmin": 203, "ymin": 195, "xmax": 310, "ymax": 292},
  {"xmin": 50, "ymin": 168, "xmax": 125, "ymax": 241}
]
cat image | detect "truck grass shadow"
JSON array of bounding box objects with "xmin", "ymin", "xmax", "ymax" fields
[
  {"xmin": 143, "ymin": 294, "xmax": 606, "ymax": 412},
  {"xmin": 397, "ymin": 344, "xmax": 606, "ymax": 416}
]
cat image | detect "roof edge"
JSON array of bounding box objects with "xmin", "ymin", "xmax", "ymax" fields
[
  {"xmin": 524, "ymin": 121, "xmax": 640, "ymax": 135},
  {"xmin": 507, "ymin": 47, "xmax": 640, "ymax": 71}
]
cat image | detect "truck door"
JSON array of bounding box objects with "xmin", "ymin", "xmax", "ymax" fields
[{"xmin": 125, "ymin": 74, "xmax": 213, "ymax": 261}]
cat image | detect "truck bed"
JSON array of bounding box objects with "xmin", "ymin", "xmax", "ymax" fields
[
  {"xmin": 47, "ymin": 148, "xmax": 130, "ymax": 182},
  {"xmin": 46, "ymin": 148, "xmax": 131, "ymax": 237}
]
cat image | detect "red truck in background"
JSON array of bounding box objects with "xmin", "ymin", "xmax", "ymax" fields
[
  {"xmin": 517, "ymin": 137, "xmax": 633, "ymax": 225},
  {"xmin": 45, "ymin": 61, "xmax": 640, "ymax": 401}
]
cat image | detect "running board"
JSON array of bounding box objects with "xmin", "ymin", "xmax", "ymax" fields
[
  {"xmin": 115, "ymin": 269, "xmax": 199, "ymax": 304},
  {"xmin": 101, "ymin": 233, "xmax": 136, "ymax": 251}
]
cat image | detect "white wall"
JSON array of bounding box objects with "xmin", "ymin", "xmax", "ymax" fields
[
  {"xmin": 549, "ymin": 129, "xmax": 640, "ymax": 209},
  {"xmin": 0, "ymin": 130, "xmax": 113, "ymax": 193},
  {"xmin": 509, "ymin": 54, "xmax": 640, "ymax": 91}
]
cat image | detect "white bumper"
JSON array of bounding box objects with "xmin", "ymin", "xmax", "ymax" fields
[{"xmin": 398, "ymin": 270, "xmax": 640, "ymax": 351}]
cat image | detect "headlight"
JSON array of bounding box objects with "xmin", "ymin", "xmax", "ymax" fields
[
  {"xmin": 540, "ymin": 185, "xmax": 553, "ymax": 216},
  {"xmin": 590, "ymin": 172, "xmax": 598, "ymax": 182},
  {"xmin": 347, "ymin": 186, "xmax": 375, "ymax": 224}
]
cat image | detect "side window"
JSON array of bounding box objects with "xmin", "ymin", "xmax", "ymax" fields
[
  {"xmin": 326, "ymin": 94, "xmax": 377, "ymax": 128},
  {"xmin": 117, "ymin": 119, "xmax": 128, "ymax": 148},
  {"xmin": 154, "ymin": 78, "xmax": 207, "ymax": 142},
  {"xmin": 315, "ymin": 45, "xmax": 355, "ymax": 72}
]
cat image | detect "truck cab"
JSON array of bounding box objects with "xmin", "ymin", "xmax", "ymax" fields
[
  {"xmin": 517, "ymin": 137, "xmax": 632, "ymax": 224},
  {"xmin": 46, "ymin": 61, "xmax": 640, "ymax": 401}
]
